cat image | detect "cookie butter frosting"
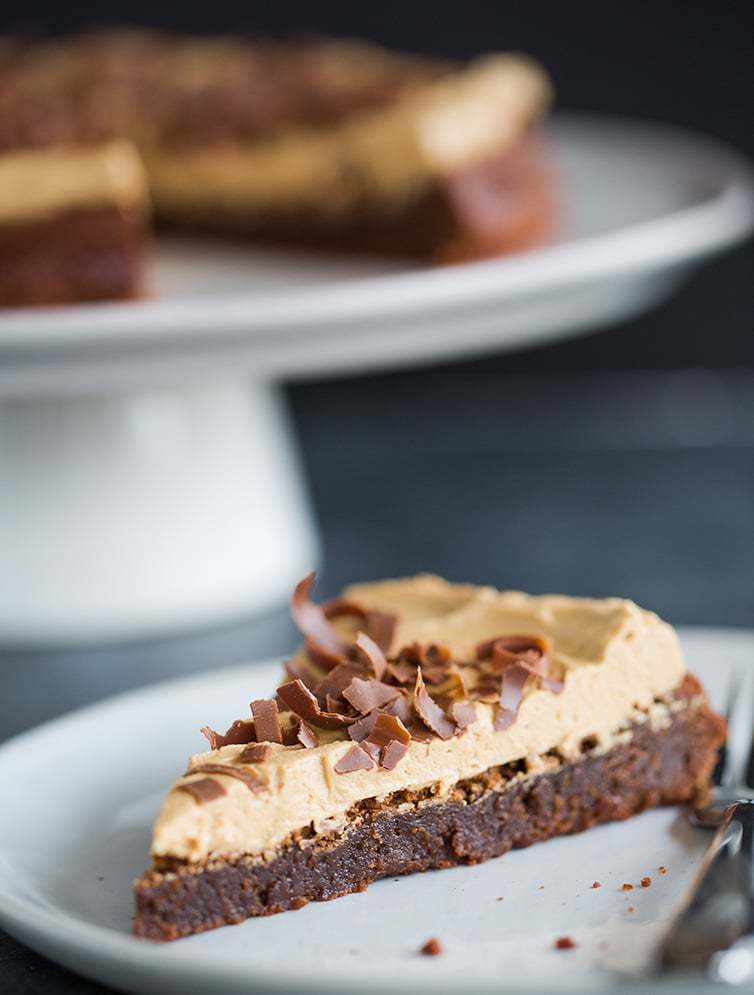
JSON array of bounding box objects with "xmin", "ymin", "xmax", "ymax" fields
[
  {"xmin": 0, "ymin": 140, "xmax": 149, "ymax": 223},
  {"xmin": 151, "ymin": 576, "xmax": 686, "ymax": 864}
]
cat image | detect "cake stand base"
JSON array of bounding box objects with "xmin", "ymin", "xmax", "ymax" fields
[{"xmin": 0, "ymin": 380, "xmax": 318, "ymax": 643}]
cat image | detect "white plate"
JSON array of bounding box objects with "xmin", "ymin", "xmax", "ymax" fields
[
  {"xmin": 1, "ymin": 113, "xmax": 752, "ymax": 392},
  {"xmin": 1, "ymin": 626, "xmax": 752, "ymax": 995}
]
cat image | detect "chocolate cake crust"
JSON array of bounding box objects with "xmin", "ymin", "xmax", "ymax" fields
[
  {"xmin": 133, "ymin": 681, "xmax": 724, "ymax": 941},
  {"xmin": 0, "ymin": 203, "xmax": 146, "ymax": 307}
]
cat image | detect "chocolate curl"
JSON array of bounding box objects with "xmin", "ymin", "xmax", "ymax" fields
[
  {"xmin": 342, "ymin": 676, "xmax": 400, "ymax": 714},
  {"xmin": 322, "ymin": 599, "xmax": 397, "ymax": 657},
  {"xmin": 315, "ymin": 662, "xmax": 365, "ymax": 704},
  {"xmin": 277, "ymin": 679, "xmax": 354, "ymax": 729},
  {"xmin": 476, "ymin": 634, "xmax": 563, "ymax": 730},
  {"xmin": 451, "ymin": 701, "xmax": 478, "ymax": 730},
  {"xmin": 353, "ymin": 631, "xmax": 388, "ymax": 681},
  {"xmin": 363, "ymin": 713, "xmax": 411, "ymax": 770},
  {"xmin": 479, "ymin": 634, "xmax": 564, "ymax": 695},
  {"xmin": 413, "ymin": 667, "xmax": 456, "ymax": 740},
  {"xmin": 494, "ymin": 665, "xmax": 533, "ymax": 730},
  {"xmin": 334, "ymin": 744, "xmax": 375, "ymax": 774},
  {"xmin": 238, "ymin": 743, "xmax": 271, "ymax": 763},
  {"xmin": 190, "ymin": 762, "xmax": 267, "ymax": 793},
  {"xmin": 250, "ymin": 699, "xmax": 282, "ymax": 744},
  {"xmin": 296, "ymin": 720, "xmax": 320, "ymax": 748},
  {"xmin": 282, "ymin": 658, "xmax": 320, "ymax": 694},
  {"xmin": 364, "ymin": 611, "xmax": 397, "ymax": 654},
  {"xmin": 291, "ymin": 572, "xmax": 350, "ymax": 669},
  {"xmin": 177, "ymin": 778, "xmax": 226, "ymax": 804},
  {"xmin": 200, "ymin": 719, "xmax": 256, "ymax": 751}
]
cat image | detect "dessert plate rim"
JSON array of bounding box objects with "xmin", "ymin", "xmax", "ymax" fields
[{"xmin": 1, "ymin": 624, "xmax": 752, "ymax": 995}]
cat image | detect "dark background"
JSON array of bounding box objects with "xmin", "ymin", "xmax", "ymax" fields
[{"xmin": 1, "ymin": 2, "xmax": 753, "ymax": 991}]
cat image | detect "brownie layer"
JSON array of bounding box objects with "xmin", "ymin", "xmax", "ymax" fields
[
  {"xmin": 134, "ymin": 681, "xmax": 724, "ymax": 940},
  {"xmin": 0, "ymin": 203, "xmax": 147, "ymax": 307}
]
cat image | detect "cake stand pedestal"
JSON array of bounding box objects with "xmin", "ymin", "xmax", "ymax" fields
[{"xmin": 0, "ymin": 380, "xmax": 318, "ymax": 641}]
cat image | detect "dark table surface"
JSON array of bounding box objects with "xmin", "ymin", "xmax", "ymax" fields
[{"xmin": 1, "ymin": 240, "xmax": 753, "ymax": 992}]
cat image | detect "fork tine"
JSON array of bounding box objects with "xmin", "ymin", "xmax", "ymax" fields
[
  {"xmin": 744, "ymin": 672, "xmax": 754, "ymax": 790},
  {"xmin": 712, "ymin": 668, "xmax": 743, "ymax": 787}
]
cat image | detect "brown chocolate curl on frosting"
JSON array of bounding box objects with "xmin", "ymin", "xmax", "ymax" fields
[
  {"xmin": 334, "ymin": 744, "xmax": 375, "ymax": 774},
  {"xmin": 291, "ymin": 573, "xmax": 399, "ymax": 671},
  {"xmin": 476, "ymin": 635, "xmax": 564, "ymax": 730},
  {"xmin": 413, "ymin": 667, "xmax": 456, "ymax": 740},
  {"xmin": 237, "ymin": 743, "xmax": 271, "ymax": 763},
  {"xmin": 353, "ymin": 631, "xmax": 388, "ymax": 680},
  {"xmin": 295, "ymin": 720, "xmax": 320, "ymax": 748},
  {"xmin": 393, "ymin": 642, "xmax": 453, "ymax": 685},
  {"xmin": 314, "ymin": 662, "xmax": 365, "ymax": 704},
  {"xmin": 200, "ymin": 719, "xmax": 256, "ymax": 751},
  {"xmin": 291, "ymin": 572, "xmax": 351, "ymax": 668},
  {"xmin": 177, "ymin": 777, "xmax": 227, "ymax": 804},
  {"xmin": 250, "ymin": 699, "xmax": 282, "ymax": 744},
  {"xmin": 277, "ymin": 678, "xmax": 355, "ymax": 729},
  {"xmin": 451, "ymin": 700, "xmax": 478, "ymax": 729},
  {"xmin": 343, "ymin": 676, "xmax": 400, "ymax": 714},
  {"xmin": 362, "ymin": 712, "xmax": 411, "ymax": 770},
  {"xmin": 190, "ymin": 763, "xmax": 268, "ymax": 793}
]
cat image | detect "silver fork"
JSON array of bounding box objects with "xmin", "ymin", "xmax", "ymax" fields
[{"xmin": 658, "ymin": 670, "xmax": 754, "ymax": 983}]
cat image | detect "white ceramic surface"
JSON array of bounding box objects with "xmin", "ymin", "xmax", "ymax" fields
[
  {"xmin": 1, "ymin": 113, "xmax": 752, "ymax": 641},
  {"xmin": 0, "ymin": 627, "xmax": 752, "ymax": 995}
]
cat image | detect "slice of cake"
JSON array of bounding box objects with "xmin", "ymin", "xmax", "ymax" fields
[
  {"xmin": 0, "ymin": 140, "xmax": 149, "ymax": 307},
  {"xmin": 134, "ymin": 574, "xmax": 725, "ymax": 941},
  {"xmin": 0, "ymin": 30, "xmax": 553, "ymax": 306}
]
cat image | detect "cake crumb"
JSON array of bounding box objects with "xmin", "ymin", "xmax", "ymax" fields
[
  {"xmin": 554, "ymin": 936, "xmax": 576, "ymax": 950},
  {"xmin": 621, "ymin": 883, "xmax": 634, "ymax": 891},
  {"xmin": 640, "ymin": 876, "xmax": 652, "ymax": 888},
  {"xmin": 658, "ymin": 865, "xmax": 667, "ymax": 874},
  {"xmin": 627, "ymin": 905, "xmax": 635, "ymax": 913},
  {"xmin": 496, "ymin": 896, "xmax": 504, "ymax": 902},
  {"xmin": 420, "ymin": 938, "xmax": 443, "ymax": 957},
  {"xmin": 538, "ymin": 884, "xmax": 545, "ymax": 890},
  {"xmin": 591, "ymin": 881, "xmax": 601, "ymax": 889}
]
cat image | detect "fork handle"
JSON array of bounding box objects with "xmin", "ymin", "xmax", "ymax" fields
[{"xmin": 658, "ymin": 800, "xmax": 754, "ymax": 979}]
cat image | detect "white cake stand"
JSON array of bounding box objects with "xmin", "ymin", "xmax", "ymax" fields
[{"xmin": 1, "ymin": 114, "xmax": 752, "ymax": 642}]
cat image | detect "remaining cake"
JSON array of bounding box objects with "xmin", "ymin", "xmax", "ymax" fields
[
  {"xmin": 134, "ymin": 573, "xmax": 725, "ymax": 941},
  {"xmin": 0, "ymin": 30, "xmax": 553, "ymax": 306}
]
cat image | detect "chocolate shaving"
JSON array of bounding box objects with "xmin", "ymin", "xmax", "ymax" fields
[
  {"xmin": 296, "ymin": 720, "xmax": 319, "ymax": 748},
  {"xmin": 250, "ymin": 699, "xmax": 282, "ymax": 744},
  {"xmin": 238, "ymin": 742, "xmax": 271, "ymax": 763},
  {"xmin": 413, "ymin": 668, "xmax": 456, "ymax": 740},
  {"xmin": 494, "ymin": 663, "xmax": 532, "ymax": 730},
  {"xmin": 381, "ymin": 739, "xmax": 409, "ymax": 770},
  {"xmin": 191, "ymin": 762, "xmax": 267, "ymax": 793},
  {"xmin": 382, "ymin": 690, "xmax": 413, "ymax": 725},
  {"xmin": 281, "ymin": 721, "xmax": 302, "ymax": 746},
  {"xmin": 384, "ymin": 658, "xmax": 419, "ymax": 686},
  {"xmin": 451, "ymin": 701, "xmax": 478, "ymax": 729},
  {"xmin": 334, "ymin": 744, "xmax": 375, "ymax": 773},
  {"xmin": 315, "ymin": 662, "xmax": 364, "ymax": 703},
  {"xmin": 177, "ymin": 777, "xmax": 227, "ymax": 804},
  {"xmin": 343, "ymin": 676, "xmax": 400, "ymax": 714},
  {"xmin": 353, "ymin": 631, "xmax": 388, "ymax": 681},
  {"xmin": 476, "ymin": 634, "xmax": 564, "ymax": 731},
  {"xmin": 395, "ymin": 642, "xmax": 452, "ymax": 685},
  {"xmin": 200, "ymin": 719, "xmax": 256, "ymax": 751},
  {"xmin": 322, "ymin": 599, "xmax": 397, "ymax": 657},
  {"xmin": 282, "ymin": 658, "xmax": 320, "ymax": 693},
  {"xmin": 364, "ymin": 610, "xmax": 397, "ymax": 653},
  {"xmin": 363, "ymin": 712, "xmax": 411, "ymax": 770},
  {"xmin": 277, "ymin": 679, "xmax": 354, "ymax": 729},
  {"xmin": 347, "ymin": 710, "xmax": 379, "ymax": 742},
  {"xmin": 291, "ymin": 572, "xmax": 349, "ymax": 669}
]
